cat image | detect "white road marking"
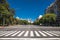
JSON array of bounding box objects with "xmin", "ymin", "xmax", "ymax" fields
[
  {"xmin": 0, "ymin": 31, "xmax": 12, "ymax": 36},
  {"xmin": 47, "ymin": 31, "xmax": 59, "ymax": 36},
  {"xmin": 43, "ymin": 31, "xmax": 53, "ymax": 36},
  {"xmin": 24, "ymin": 31, "xmax": 29, "ymax": 37},
  {"xmin": 34, "ymin": 31, "xmax": 40, "ymax": 37},
  {"xmin": 11, "ymin": 31, "xmax": 21, "ymax": 36},
  {"xmin": 51, "ymin": 31, "xmax": 60, "ymax": 34},
  {"xmin": 0, "ymin": 38, "xmax": 60, "ymax": 40},
  {"xmin": 17, "ymin": 31, "xmax": 25, "ymax": 36},
  {"xmin": 0, "ymin": 31, "xmax": 60, "ymax": 37},
  {"xmin": 5, "ymin": 31, "xmax": 16, "ymax": 36},
  {"xmin": 38, "ymin": 31, "xmax": 47, "ymax": 36},
  {"xmin": 30, "ymin": 31, "xmax": 34, "ymax": 37}
]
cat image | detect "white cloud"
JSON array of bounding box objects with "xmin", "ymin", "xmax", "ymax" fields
[
  {"xmin": 16, "ymin": 16, "xmax": 20, "ymax": 19},
  {"xmin": 26, "ymin": 18, "xmax": 33, "ymax": 23},
  {"xmin": 20, "ymin": 18, "xmax": 25, "ymax": 20},
  {"xmin": 27, "ymin": 18, "xmax": 32, "ymax": 23},
  {"xmin": 28, "ymin": 20, "xmax": 33, "ymax": 23},
  {"xmin": 38, "ymin": 15, "xmax": 42, "ymax": 19}
]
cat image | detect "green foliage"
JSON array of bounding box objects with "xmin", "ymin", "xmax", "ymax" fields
[
  {"xmin": 0, "ymin": 0, "xmax": 15, "ymax": 26},
  {"xmin": 39, "ymin": 13, "xmax": 56, "ymax": 26},
  {"xmin": 0, "ymin": 0, "xmax": 29, "ymax": 26},
  {"xmin": 19, "ymin": 20, "xmax": 29, "ymax": 25},
  {"xmin": 33, "ymin": 13, "xmax": 57, "ymax": 26},
  {"xmin": 33, "ymin": 19, "xmax": 40, "ymax": 25},
  {"xmin": 13, "ymin": 18, "xmax": 29, "ymax": 25}
]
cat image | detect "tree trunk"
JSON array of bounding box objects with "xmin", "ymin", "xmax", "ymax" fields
[{"xmin": 3, "ymin": 17, "xmax": 5, "ymax": 26}]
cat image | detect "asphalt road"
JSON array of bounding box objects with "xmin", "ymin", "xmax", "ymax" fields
[
  {"xmin": 0, "ymin": 25, "xmax": 60, "ymax": 31},
  {"xmin": 0, "ymin": 25, "xmax": 60, "ymax": 40}
]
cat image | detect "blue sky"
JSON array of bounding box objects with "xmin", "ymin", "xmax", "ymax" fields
[{"xmin": 7, "ymin": 0, "xmax": 55, "ymax": 21}]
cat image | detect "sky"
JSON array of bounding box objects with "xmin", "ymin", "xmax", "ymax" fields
[{"xmin": 7, "ymin": 0, "xmax": 55, "ymax": 21}]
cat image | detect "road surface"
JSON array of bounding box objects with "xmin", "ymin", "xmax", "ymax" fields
[{"xmin": 0, "ymin": 25, "xmax": 60, "ymax": 40}]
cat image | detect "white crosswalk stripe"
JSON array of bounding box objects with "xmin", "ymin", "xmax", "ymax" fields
[
  {"xmin": 11, "ymin": 31, "xmax": 21, "ymax": 36},
  {"xmin": 42, "ymin": 31, "xmax": 53, "ymax": 36},
  {"xmin": 17, "ymin": 31, "xmax": 25, "ymax": 36},
  {"xmin": 51, "ymin": 31, "xmax": 60, "ymax": 35},
  {"xmin": 0, "ymin": 31, "xmax": 13, "ymax": 36},
  {"xmin": 34, "ymin": 31, "xmax": 40, "ymax": 37},
  {"xmin": 47, "ymin": 31, "xmax": 59, "ymax": 36},
  {"xmin": 24, "ymin": 31, "xmax": 29, "ymax": 37},
  {"xmin": 30, "ymin": 31, "xmax": 34, "ymax": 37},
  {"xmin": 38, "ymin": 31, "xmax": 47, "ymax": 36},
  {"xmin": 5, "ymin": 31, "xmax": 16, "ymax": 36},
  {"xmin": 0, "ymin": 31, "xmax": 60, "ymax": 37}
]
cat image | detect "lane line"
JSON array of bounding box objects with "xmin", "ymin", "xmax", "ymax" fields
[
  {"xmin": 11, "ymin": 31, "xmax": 21, "ymax": 36},
  {"xmin": 17, "ymin": 31, "xmax": 25, "ymax": 36},
  {"xmin": 38, "ymin": 31, "xmax": 47, "ymax": 36},
  {"xmin": 43, "ymin": 31, "xmax": 53, "ymax": 36},
  {"xmin": 24, "ymin": 31, "xmax": 29, "ymax": 37},
  {"xmin": 34, "ymin": 31, "xmax": 40, "ymax": 37},
  {"xmin": 30, "ymin": 31, "xmax": 34, "ymax": 37}
]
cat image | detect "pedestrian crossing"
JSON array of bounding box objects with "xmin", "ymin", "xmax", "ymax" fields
[
  {"xmin": 42, "ymin": 31, "xmax": 53, "ymax": 36},
  {"xmin": 0, "ymin": 31, "xmax": 60, "ymax": 37},
  {"xmin": 34, "ymin": 31, "xmax": 40, "ymax": 37},
  {"xmin": 30, "ymin": 31, "xmax": 34, "ymax": 37},
  {"xmin": 38, "ymin": 31, "xmax": 47, "ymax": 36},
  {"xmin": 24, "ymin": 31, "xmax": 29, "ymax": 37}
]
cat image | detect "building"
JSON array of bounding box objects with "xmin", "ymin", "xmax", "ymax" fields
[
  {"xmin": 46, "ymin": 0, "xmax": 60, "ymax": 14},
  {"xmin": 45, "ymin": 0, "xmax": 60, "ymax": 26},
  {"xmin": 45, "ymin": 3, "xmax": 55, "ymax": 14}
]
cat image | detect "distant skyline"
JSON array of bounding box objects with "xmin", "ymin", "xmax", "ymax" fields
[{"xmin": 7, "ymin": 0, "xmax": 55, "ymax": 21}]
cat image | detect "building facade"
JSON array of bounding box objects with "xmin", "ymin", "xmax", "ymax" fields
[{"xmin": 45, "ymin": 0, "xmax": 60, "ymax": 26}]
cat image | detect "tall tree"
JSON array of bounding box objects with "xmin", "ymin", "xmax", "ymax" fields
[
  {"xmin": 39, "ymin": 13, "xmax": 56, "ymax": 26},
  {"xmin": 0, "ymin": 0, "xmax": 15, "ymax": 26}
]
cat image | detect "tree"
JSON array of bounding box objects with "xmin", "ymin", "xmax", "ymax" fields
[
  {"xmin": 39, "ymin": 13, "xmax": 56, "ymax": 26},
  {"xmin": 33, "ymin": 19, "xmax": 40, "ymax": 25},
  {"xmin": 18, "ymin": 20, "xmax": 29, "ymax": 25},
  {"xmin": 0, "ymin": 0, "xmax": 15, "ymax": 26}
]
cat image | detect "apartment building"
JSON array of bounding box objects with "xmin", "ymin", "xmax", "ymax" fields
[{"xmin": 45, "ymin": 0, "xmax": 60, "ymax": 25}]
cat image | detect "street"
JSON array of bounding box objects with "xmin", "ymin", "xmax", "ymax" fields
[{"xmin": 0, "ymin": 25, "xmax": 60, "ymax": 40}]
